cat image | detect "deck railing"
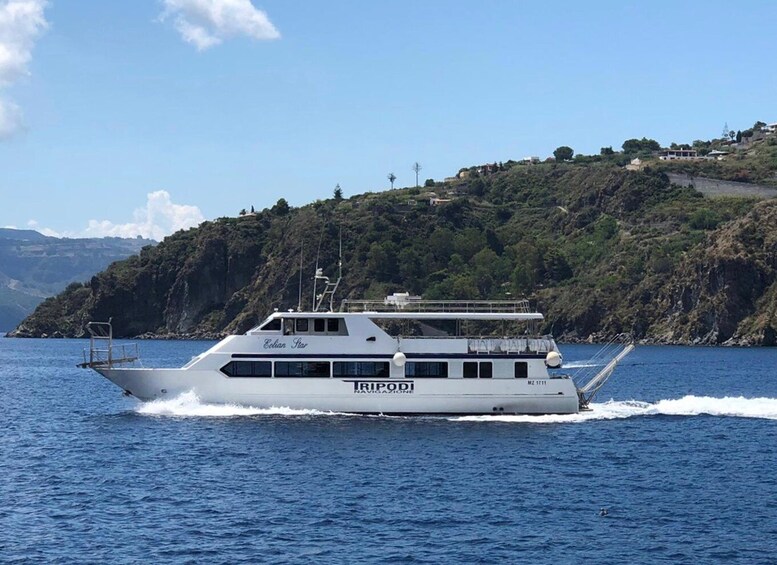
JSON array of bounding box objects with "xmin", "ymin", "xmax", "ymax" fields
[
  {"xmin": 77, "ymin": 320, "xmax": 140, "ymax": 369},
  {"xmin": 466, "ymin": 337, "xmax": 555, "ymax": 354},
  {"xmin": 397, "ymin": 336, "xmax": 556, "ymax": 354},
  {"xmin": 341, "ymin": 298, "xmax": 532, "ymax": 314}
]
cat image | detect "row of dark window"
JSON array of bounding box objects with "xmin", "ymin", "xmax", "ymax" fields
[
  {"xmin": 221, "ymin": 360, "xmax": 530, "ymax": 379},
  {"xmin": 257, "ymin": 318, "xmax": 344, "ymax": 334}
]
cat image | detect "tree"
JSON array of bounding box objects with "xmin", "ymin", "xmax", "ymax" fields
[
  {"xmin": 387, "ymin": 172, "xmax": 396, "ymax": 189},
  {"xmin": 689, "ymin": 208, "xmax": 721, "ymax": 230},
  {"xmin": 736, "ymin": 130, "xmax": 742, "ymax": 143},
  {"xmin": 333, "ymin": 184, "xmax": 343, "ymax": 201},
  {"xmin": 272, "ymin": 198, "xmax": 290, "ymax": 216},
  {"xmin": 239, "ymin": 208, "xmax": 247, "ymax": 216},
  {"xmin": 600, "ymin": 146, "xmax": 614, "ymax": 155},
  {"xmin": 622, "ymin": 137, "xmax": 660, "ymax": 154},
  {"xmin": 553, "ymin": 146, "xmax": 574, "ymax": 161},
  {"xmin": 470, "ymin": 177, "xmax": 486, "ymax": 197},
  {"xmin": 424, "ymin": 178, "xmax": 435, "ymax": 187},
  {"xmin": 412, "ymin": 162, "xmax": 422, "ymax": 187}
]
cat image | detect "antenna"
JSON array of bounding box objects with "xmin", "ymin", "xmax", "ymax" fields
[
  {"xmin": 297, "ymin": 239, "xmax": 304, "ymax": 311},
  {"xmin": 312, "ymin": 225, "xmax": 325, "ymax": 309},
  {"xmin": 313, "ymin": 224, "xmax": 344, "ymax": 312},
  {"xmin": 338, "ymin": 225, "xmax": 343, "ymax": 284},
  {"xmin": 412, "ymin": 162, "xmax": 422, "ymax": 187}
]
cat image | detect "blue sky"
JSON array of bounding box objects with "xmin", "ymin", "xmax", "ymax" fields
[{"xmin": 1, "ymin": 0, "xmax": 775, "ymax": 239}]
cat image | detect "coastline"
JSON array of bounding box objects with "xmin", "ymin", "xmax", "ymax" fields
[{"xmin": 4, "ymin": 328, "xmax": 774, "ymax": 347}]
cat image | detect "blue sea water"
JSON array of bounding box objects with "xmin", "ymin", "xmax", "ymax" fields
[{"xmin": 1, "ymin": 339, "xmax": 777, "ymax": 564}]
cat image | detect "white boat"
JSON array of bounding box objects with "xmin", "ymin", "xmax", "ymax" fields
[{"xmin": 79, "ymin": 291, "xmax": 633, "ymax": 415}]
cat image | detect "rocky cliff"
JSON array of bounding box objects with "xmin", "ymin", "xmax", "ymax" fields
[
  {"xmin": 652, "ymin": 201, "xmax": 777, "ymax": 345},
  {"xmin": 9, "ymin": 161, "xmax": 777, "ymax": 345}
]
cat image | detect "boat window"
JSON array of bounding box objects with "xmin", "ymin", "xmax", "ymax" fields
[
  {"xmin": 314, "ymin": 319, "xmax": 326, "ymax": 333},
  {"xmin": 333, "ymin": 361, "xmax": 390, "ymax": 378},
  {"xmin": 327, "ymin": 318, "xmax": 339, "ymax": 332},
  {"xmin": 295, "ymin": 318, "xmax": 309, "ymax": 333},
  {"xmin": 283, "ymin": 319, "xmax": 295, "ymax": 335},
  {"xmin": 514, "ymin": 362, "xmax": 528, "ymax": 378},
  {"xmin": 220, "ymin": 361, "xmax": 272, "ymax": 378},
  {"xmin": 406, "ymin": 362, "xmax": 448, "ymax": 378},
  {"xmin": 463, "ymin": 361, "xmax": 491, "ymax": 378},
  {"xmin": 258, "ymin": 319, "xmax": 281, "ymax": 331},
  {"xmin": 275, "ymin": 361, "xmax": 330, "ymax": 378}
]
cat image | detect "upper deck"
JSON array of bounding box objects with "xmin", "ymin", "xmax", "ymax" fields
[
  {"xmin": 339, "ymin": 294, "xmax": 542, "ymax": 321},
  {"xmin": 245, "ymin": 294, "xmax": 544, "ymax": 337}
]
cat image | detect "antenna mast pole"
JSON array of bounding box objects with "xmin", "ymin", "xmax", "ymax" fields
[
  {"xmin": 297, "ymin": 240, "xmax": 304, "ymax": 311},
  {"xmin": 338, "ymin": 227, "xmax": 342, "ymax": 284},
  {"xmin": 312, "ymin": 225, "xmax": 344, "ymax": 312},
  {"xmin": 312, "ymin": 226, "xmax": 324, "ymax": 310}
]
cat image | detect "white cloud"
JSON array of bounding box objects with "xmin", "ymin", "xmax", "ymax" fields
[
  {"xmin": 26, "ymin": 218, "xmax": 59, "ymax": 237},
  {"xmin": 14, "ymin": 193, "xmax": 204, "ymax": 241},
  {"xmin": 81, "ymin": 190, "xmax": 205, "ymax": 241},
  {"xmin": 0, "ymin": 0, "xmax": 48, "ymax": 138},
  {"xmin": 160, "ymin": 0, "xmax": 280, "ymax": 51}
]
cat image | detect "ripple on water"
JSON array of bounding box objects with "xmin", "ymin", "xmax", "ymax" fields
[{"xmin": 2, "ymin": 341, "xmax": 777, "ymax": 563}]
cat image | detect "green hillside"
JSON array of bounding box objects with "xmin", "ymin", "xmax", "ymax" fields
[{"xmin": 11, "ymin": 131, "xmax": 777, "ymax": 344}]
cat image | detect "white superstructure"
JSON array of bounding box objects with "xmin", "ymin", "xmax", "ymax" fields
[{"xmin": 79, "ymin": 294, "xmax": 633, "ymax": 415}]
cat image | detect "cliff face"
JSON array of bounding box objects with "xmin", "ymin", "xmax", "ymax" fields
[
  {"xmin": 9, "ymin": 162, "xmax": 777, "ymax": 345},
  {"xmin": 653, "ymin": 202, "xmax": 777, "ymax": 345}
]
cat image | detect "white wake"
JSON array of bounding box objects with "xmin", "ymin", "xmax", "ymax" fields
[
  {"xmin": 562, "ymin": 360, "xmax": 602, "ymax": 369},
  {"xmin": 135, "ymin": 392, "xmax": 777, "ymax": 422},
  {"xmin": 453, "ymin": 396, "xmax": 777, "ymax": 423},
  {"xmin": 136, "ymin": 391, "xmax": 345, "ymax": 418}
]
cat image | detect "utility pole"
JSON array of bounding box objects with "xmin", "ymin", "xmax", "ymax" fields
[{"xmin": 412, "ymin": 162, "xmax": 422, "ymax": 187}]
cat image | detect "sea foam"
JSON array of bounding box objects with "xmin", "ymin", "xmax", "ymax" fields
[
  {"xmin": 136, "ymin": 391, "xmax": 342, "ymax": 418},
  {"xmin": 453, "ymin": 396, "xmax": 777, "ymax": 423},
  {"xmin": 562, "ymin": 360, "xmax": 603, "ymax": 369},
  {"xmin": 136, "ymin": 392, "xmax": 777, "ymax": 421}
]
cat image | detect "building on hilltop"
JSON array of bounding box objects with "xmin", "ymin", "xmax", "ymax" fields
[
  {"xmin": 625, "ymin": 158, "xmax": 645, "ymax": 171},
  {"xmin": 476, "ymin": 163, "xmax": 498, "ymax": 175},
  {"xmin": 706, "ymin": 150, "xmax": 730, "ymax": 161},
  {"xmin": 521, "ymin": 156, "xmax": 541, "ymax": 164},
  {"xmin": 658, "ymin": 148, "xmax": 699, "ymax": 161},
  {"xmin": 763, "ymin": 123, "xmax": 777, "ymax": 134},
  {"xmin": 429, "ymin": 192, "xmax": 453, "ymax": 206}
]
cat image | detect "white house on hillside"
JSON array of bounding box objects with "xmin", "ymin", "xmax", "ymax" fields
[
  {"xmin": 625, "ymin": 158, "xmax": 644, "ymax": 171},
  {"xmin": 706, "ymin": 150, "xmax": 729, "ymax": 161},
  {"xmin": 659, "ymin": 148, "xmax": 698, "ymax": 161}
]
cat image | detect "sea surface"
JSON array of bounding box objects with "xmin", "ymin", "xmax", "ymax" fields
[{"xmin": 1, "ymin": 339, "xmax": 776, "ymax": 564}]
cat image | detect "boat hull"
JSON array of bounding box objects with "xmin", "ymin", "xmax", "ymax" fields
[{"xmin": 98, "ymin": 368, "xmax": 580, "ymax": 415}]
